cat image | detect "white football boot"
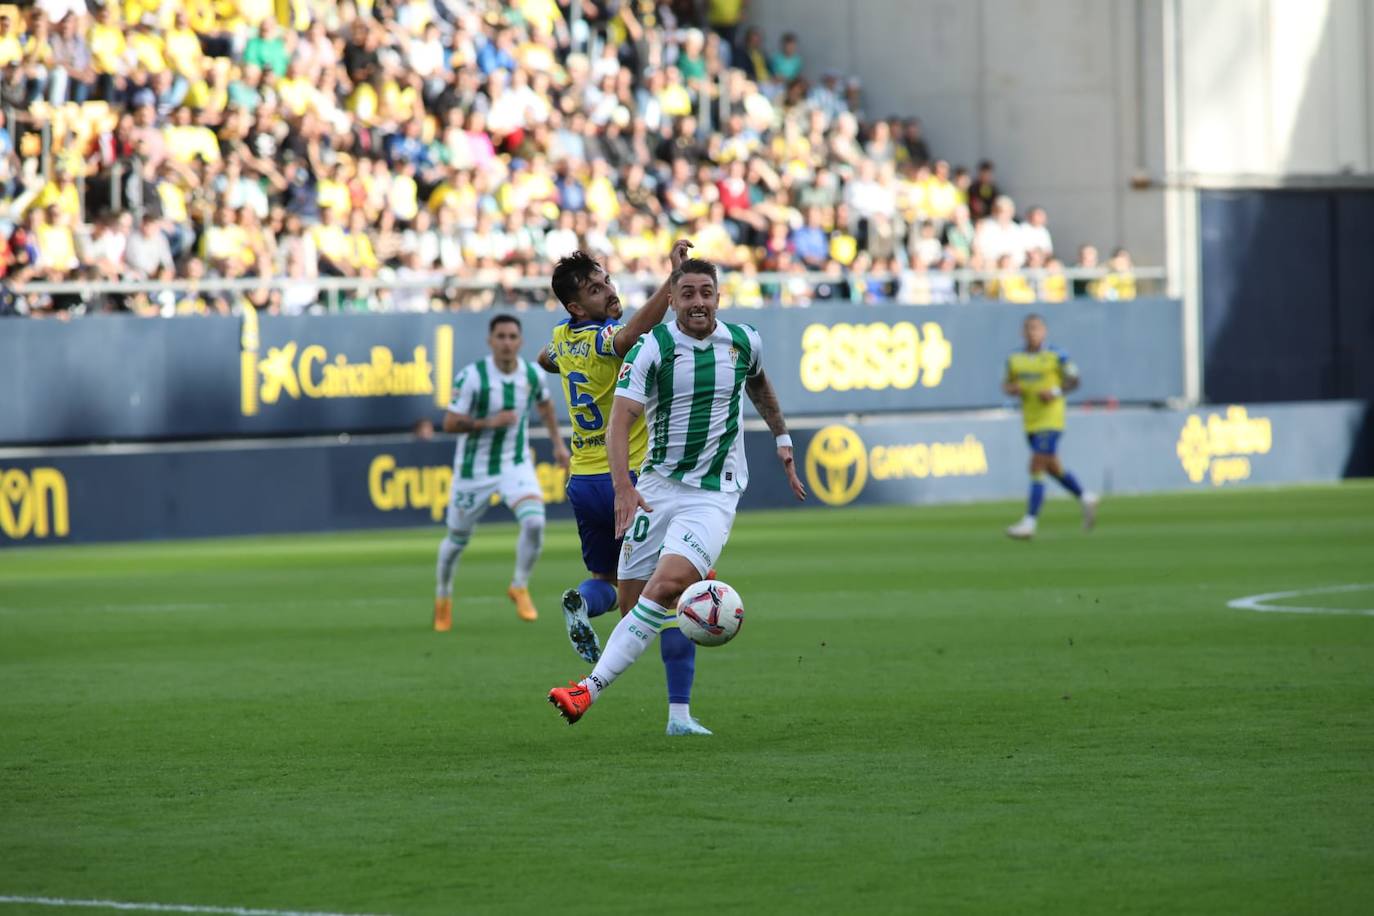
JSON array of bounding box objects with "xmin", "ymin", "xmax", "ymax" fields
[{"xmin": 1005, "ymin": 516, "xmax": 1038, "ymax": 540}]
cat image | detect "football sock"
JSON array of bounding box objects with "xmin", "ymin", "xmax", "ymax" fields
[
  {"xmin": 668, "ymin": 702, "xmax": 692, "ymax": 722},
  {"xmin": 511, "ymin": 503, "xmax": 545, "ymax": 588},
  {"xmin": 1028, "ymin": 473, "xmax": 1047, "ymax": 518},
  {"xmin": 659, "ymin": 625, "xmax": 696, "ymax": 705},
  {"xmin": 435, "ymin": 530, "xmax": 468, "ymax": 598},
  {"xmin": 582, "ymin": 596, "xmax": 671, "ymax": 700},
  {"xmin": 579, "ymin": 577, "xmax": 618, "ymax": 619},
  {"xmin": 1053, "ymin": 470, "xmax": 1084, "ymax": 498}
]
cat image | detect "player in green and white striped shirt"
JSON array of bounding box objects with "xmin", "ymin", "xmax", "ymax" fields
[
  {"xmin": 548, "ymin": 259, "xmax": 807, "ymax": 729},
  {"xmin": 434, "ymin": 315, "xmax": 570, "ymax": 633}
]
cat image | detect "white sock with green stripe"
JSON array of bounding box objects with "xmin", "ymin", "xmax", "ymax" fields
[
  {"xmin": 582, "ymin": 597, "xmax": 672, "ymax": 699},
  {"xmin": 436, "ymin": 529, "xmax": 469, "ymax": 598},
  {"xmin": 511, "ymin": 501, "xmax": 545, "ymax": 588}
]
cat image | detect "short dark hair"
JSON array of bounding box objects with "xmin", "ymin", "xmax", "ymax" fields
[
  {"xmin": 1024, "ymin": 313, "xmax": 1045, "ymax": 326},
  {"xmin": 550, "ymin": 251, "xmax": 602, "ymax": 308},
  {"xmin": 489, "ymin": 314, "xmax": 521, "ymax": 333},
  {"xmin": 672, "ymin": 257, "xmax": 718, "ymax": 287}
]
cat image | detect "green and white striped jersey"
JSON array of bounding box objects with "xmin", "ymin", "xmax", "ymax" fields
[
  {"xmin": 448, "ymin": 355, "xmax": 549, "ymax": 481},
  {"xmin": 615, "ymin": 320, "xmax": 763, "ymax": 493}
]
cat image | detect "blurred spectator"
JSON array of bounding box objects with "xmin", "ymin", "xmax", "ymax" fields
[
  {"xmin": 968, "ymin": 159, "xmax": 1000, "ymax": 220},
  {"xmin": 770, "ymin": 32, "xmax": 802, "ymax": 83},
  {"xmin": 1097, "ymin": 248, "xmax": 1137, "ymax": 301},
  {"xmin": 1020, "ymin": 205, "xmax": 1053, "ymax": 259},
  {"xmin": 1073, "ymin": 244, "xmax": 1100, "ymax": 298}
]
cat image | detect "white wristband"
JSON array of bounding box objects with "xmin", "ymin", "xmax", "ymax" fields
[
  {"xmin": 1047, "ymin": 386, "xmax": 1062, "ymax": 398},
  {"xmin": 776, "ymin": 434, "xmax": 793, "ymax": 448}
]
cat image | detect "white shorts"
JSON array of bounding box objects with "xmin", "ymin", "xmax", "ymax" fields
[
  {"xmin": 446, "ymin": 461, "xmax": 542, "ymax": 531},
  {"xmin": 618, "ymin": 471, "xmax": 739, "ymax": 581}
]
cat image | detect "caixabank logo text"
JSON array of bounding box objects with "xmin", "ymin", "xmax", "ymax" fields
[
  {"xmin": 239, "ymin": 310, "xmax": 455, "ymax": 416},
  {"xmin": 1175, "ymin": 406, "xmax": 1273, "ymax": 486},
  {"xmin": 803, "ymin": 425, "xmax": 989, "ymax": 507}
]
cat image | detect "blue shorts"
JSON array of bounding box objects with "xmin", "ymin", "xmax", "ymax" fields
[
  {"xmin": 565, "ymin": 472, "xmax": 636, "ymax": 576},
  {"xmin": 1027, "ymin": 430, "xmax": 1062, "ymax": 456}
]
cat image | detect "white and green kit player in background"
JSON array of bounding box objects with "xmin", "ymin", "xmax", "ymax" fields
[
  {"xmin": 434, "ymin": 314, "xmax": 571, "ymax": 632},
  {"xmin": 548, "ymin": 258, "xmax": 807, "ymax": 727}
]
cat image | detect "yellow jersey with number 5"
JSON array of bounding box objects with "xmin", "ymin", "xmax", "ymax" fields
[{"xmin": 548, "ymin": 318, "xmax": 648, "ymax": 475}]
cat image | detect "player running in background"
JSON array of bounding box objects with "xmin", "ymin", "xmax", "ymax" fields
[
  {"xmin": 433, "ymin": 315, "xmax": 571, "ymax": 631},
  {"xmin": 548, "ymin": 258, "xmax": 807, "ymax": 732},
  {"xmin": 1003, "ymin": 313, "xmax": 1099, "ymax": 539},
  {"xmin": 539, "ymin": 241, "xmax": 700, "ymax": 732}
]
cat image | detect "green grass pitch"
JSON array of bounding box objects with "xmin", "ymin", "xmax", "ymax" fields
[{"xmin": 2, "ymin": 484, "xmax": 1373, "ymax": 915}]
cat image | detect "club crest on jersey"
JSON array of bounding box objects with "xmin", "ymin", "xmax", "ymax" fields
[{"xmin": 727, "ymin": 346, "xmax": 740, "ymax": 365}]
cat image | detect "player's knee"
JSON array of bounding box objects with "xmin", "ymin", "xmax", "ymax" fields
[
  {"xmin": 446, "ymin": 527, "xmax": 472, "ymax": 548},
  {"xmin": 517, "ymin": 503, "xmax": 546, "ymax": 541}
]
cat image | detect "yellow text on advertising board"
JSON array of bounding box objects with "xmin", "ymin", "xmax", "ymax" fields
[
  {"xmin": 803, "ymin": 425, "xmax": 987, "ymax": 507},
  {"xmin": 240, "ymin": 310, "xmax": 454, "ymax": 416},
  {"xmin": 369, "ymin": 454, "xmax": 568, "ymax": 521},
  {"xmin": 800, "ymin": 321, "xmax": 952, "ymax": 393},
  {"xmin": 0, "ymin": 467, "xmax": 70, "ymax": 540},
  {"xmin": 1175, "ymin": 406, "xmax": 1273, "ymax": 486}
]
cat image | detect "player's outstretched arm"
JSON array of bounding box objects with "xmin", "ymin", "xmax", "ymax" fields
[
  {"xmin": 537, "ymin": 397, "xmax": 571, "ymax": 470},
  {"xmin": 745, "ymin": 370, "xmax": 807, "ymax": 502},
  {"xmin": 444, "ymin": 411, "xmax": 491, "ymax": 434},
  {"xmin": 609, "ymin": 397, "xmax": 652, "ymax": 535},
  {"xmin": 611, "ymin": 238, "xmax": 694, "ymax": 358}
]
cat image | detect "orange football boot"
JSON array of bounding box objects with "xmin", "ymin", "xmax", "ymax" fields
[
  {"xmin": 433, "ymin": 596, "xmax": 452, "ymax": 632},
  {"xmin": 508, "ymin": 585, "xmax": 538, "ymax": 621},
  {"xmin": 548, "ymin": 681, "xmax": 593, "ymax": 724}
]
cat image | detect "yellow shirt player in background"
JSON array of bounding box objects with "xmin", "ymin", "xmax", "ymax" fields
[
  {"xmin": 1002, "ymin": 313, "xmax": 1099, "ymax": 539},
  {"xmin": 540, "ymin": 240, "xmax": 707, "ymax": 735}
]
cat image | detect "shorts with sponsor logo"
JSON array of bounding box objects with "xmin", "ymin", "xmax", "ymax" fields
[
  {"xmin": 446, "ymin": 461, "xmax": 542, "ymax": 530},
  {"xmin": 618, "ymin": 471, "xmax": 738, "ymax": 580}
]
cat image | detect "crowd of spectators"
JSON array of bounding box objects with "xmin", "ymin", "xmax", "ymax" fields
[{"xmin": 0, "ymin": 0, "xmax": 1140, "ymax": 317}]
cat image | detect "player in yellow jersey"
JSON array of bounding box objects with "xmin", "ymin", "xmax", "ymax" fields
[
  {"xmin": 1002, "ymin": 314, "xmax": 1099, "ymax": 539},
  {"xmin": 541, "ymin": 241, "xmax": 710, "ymax": 735}
]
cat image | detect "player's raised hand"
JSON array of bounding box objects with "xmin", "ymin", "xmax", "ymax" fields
[
  {"xmin": 779, "ymin": 445, "xmax": 806, "ymax": 501},
  {"xmin": 487, "ymin": 409, "xmax": 519, "ymax": 428},
  {"xmin": 614, "ymin": 486, "xmax": 652, "ymax": 538},
  {"xmin": 670, "ymin": 238, "xmax": 694, "ymax": 269}
]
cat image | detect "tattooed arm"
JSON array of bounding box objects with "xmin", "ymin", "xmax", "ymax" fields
[{"xmin": 745, "ymin": 370, "xmax": 806, "ymax": 501}]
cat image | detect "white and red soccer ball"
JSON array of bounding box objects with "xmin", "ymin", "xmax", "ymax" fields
[{"xmin": 676, "ymin": 580, "xmax": 744, "ymax": 647}]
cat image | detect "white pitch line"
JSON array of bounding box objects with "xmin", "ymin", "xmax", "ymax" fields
[
  {"xmin": 0, "ymin": 896, "xmax": 391, "ymax": 916},
  {"xmin": 1227, "ymin": 583, "xmax": 1374, "ymax": 616}
]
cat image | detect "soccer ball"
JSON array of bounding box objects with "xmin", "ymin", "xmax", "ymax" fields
[{"xmin": 676, "ymin": 580, "xmax": 744, "ymax": 647}]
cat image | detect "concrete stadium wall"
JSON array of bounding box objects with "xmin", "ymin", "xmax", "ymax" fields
[
  {"xmin": 747, "ymin": 0, "xmax": 1170, "ymax": 264},
  {"xmin": 3, "ymin": 401, "xmax": 1369, "ymax": 546},
  {"xmin": 747, "ymin": 0, "xmax": 1374, "ymax": 268},
  {"xmin": 1174, "ymin": 0, "xmax": 1374, "ymax": 179}
]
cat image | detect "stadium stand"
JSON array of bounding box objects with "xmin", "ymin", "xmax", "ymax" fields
[{"xmin": 0, "ymin": 0, "xmax": 1141, "ymax": 316}]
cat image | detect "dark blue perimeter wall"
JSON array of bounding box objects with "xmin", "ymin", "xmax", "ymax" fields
[
  {"xmin": 4, "ymin": 401, "xmax": 1369, "ymax": 545},
  {"xmin": 0, "ymin": 300, "xmax": 1183, "ymax": 446},
  {"xmin": 1200, "ymin": 189, "xmax": 1374, "ymax": 403}
]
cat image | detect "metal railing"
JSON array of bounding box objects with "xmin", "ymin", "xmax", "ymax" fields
[{"xmin": 2, "ymin": 266, "xmax": 1166, "ymax": 315}]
